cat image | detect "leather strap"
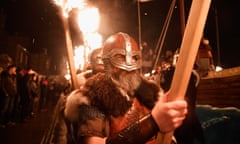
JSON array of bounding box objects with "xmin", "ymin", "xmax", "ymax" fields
[{"xmin": 106, "ymin": 113, "xmax": 159, "ymax": 144}]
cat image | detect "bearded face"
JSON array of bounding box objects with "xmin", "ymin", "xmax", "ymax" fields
[{"xmin": 109, "ymin": 66, "xmax": 142, "ymax": 97}]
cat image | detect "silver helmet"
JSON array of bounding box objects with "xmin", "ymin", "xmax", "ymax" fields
[{"xmin": 102, "ymin": 32, "xmax": 142, "ymax": 71}]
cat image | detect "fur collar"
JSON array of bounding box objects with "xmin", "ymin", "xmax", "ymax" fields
[{"xmin": 65, "ymin": 73, "xmax": 161, "ymax": 121}]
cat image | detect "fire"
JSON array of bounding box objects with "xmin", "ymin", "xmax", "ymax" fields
[
  {"xmin": 77, "ymin": 8, "xmax": 100, "ymax": 33},
  {"xmin": 53, "ymin": 0, "xmax": 86, "ymax": 18},
  {"xmin": 53, "ymin": 0, "xmax": 102, "ymax": 73}
]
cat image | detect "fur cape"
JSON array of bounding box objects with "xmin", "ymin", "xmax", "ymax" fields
[{"xmin": 64, "ymin": 73, "xmax": 161, "ymax": 123}]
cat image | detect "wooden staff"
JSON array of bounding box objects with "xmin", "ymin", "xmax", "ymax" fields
[
  {"xmin": 156, "ymin": 0, "xmax": 211, "ymax": 143},
  {"xmin": 62, "ymin": 17, "xmax": 79, "ymax": 90}
]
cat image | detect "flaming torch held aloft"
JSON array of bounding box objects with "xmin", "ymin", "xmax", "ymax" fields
[
  {"xmin": 54, "ymin": 0, "xmax": 101, "ymax": 89},
  {"xmin": 53, "ymin": 0, "xmax": 87, "ymax": 89}
]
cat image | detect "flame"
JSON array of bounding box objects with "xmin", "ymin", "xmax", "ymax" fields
[
  {"xmin": 76, "ymin": 7, "xmax": 102, "ymax": 71},
  {"xmin": 85, "ymin": 33, "xmax": 102, "ymax": 50},
  {"xmin": 53, "ymin": 0, "xmax": 86, "ymax": 17},
  {"xmin": 53, "ymin": 0, "xmax": 102, "ymax": 71},
  {"xmin": 74, "ymin": 45, "xmax": 85, "ymax": 70},
  {"xmin": 74, "ymin": 32, "xmax": 102, "ymax": 71},
  {"xmin": 77, "ymin": 7, "xmax": 100, "ymax": 33}
]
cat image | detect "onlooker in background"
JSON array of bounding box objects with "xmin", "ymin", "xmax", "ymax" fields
[
  {"xmin": 0, "ymin": 68, "xmax": 4, "ymax": 127},
  {"xmin": 39, "ymin": 76, "xmax": 49, "ymax": 112},
  {"xmin": 196, "ymin": 38, "xmax": 215, "ymax": 77},
  {"xmin": 16, "ymin": 67, "xmax": 29, "ymax": 122},
  {"xmin": 141, "ymin": 41, "xmax": 154, "ymax": 74},
  {"xmin": 27, "ymin": 73, "xmax": 40, "ymax": 117},
  {"xmin": 0, "ymin": 64, "xmax": 18, "ymax": 127},
  {"xmin": 150, "ymin": 65, "xmax": 162, "ymax": 85}
]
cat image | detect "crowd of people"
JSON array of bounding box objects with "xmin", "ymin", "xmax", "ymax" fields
[{"xmin": 0, "ymin": 66, "xmax": 57, "ymax": 128}]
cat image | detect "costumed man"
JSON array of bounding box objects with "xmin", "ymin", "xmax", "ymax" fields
[
  {"xmin": 77, "ymin": 48, "xmax": 104, "ymax": 87},
  {"xmin": 60, "ymin": 32, "xmax": 187, "ymax": 144},
  {"xmin": 52, "ymin": 47, "xmax": 105, "ymax": 144}
]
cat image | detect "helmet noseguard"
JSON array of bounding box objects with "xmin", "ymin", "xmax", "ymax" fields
[{"xmin": 102, "ymin": 32, "xmax": 142, "ymax": 71}]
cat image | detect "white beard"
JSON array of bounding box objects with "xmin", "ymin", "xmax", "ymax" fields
[{"xmin": 111, "ymin": 70, "xmax": 142, "ymax": 98}]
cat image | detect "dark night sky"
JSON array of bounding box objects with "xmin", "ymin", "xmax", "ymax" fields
[{"xmin": 1, "ymin": 0, "xmax": 240, "ymax": 68}]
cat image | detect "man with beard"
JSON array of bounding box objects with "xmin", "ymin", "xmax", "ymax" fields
[{"xmin": 61, "ymin": 32, "xmax": 187, "ymax": 144}]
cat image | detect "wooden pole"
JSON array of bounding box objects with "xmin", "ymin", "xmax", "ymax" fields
[
  {"xmin": 62, "ymin": 17, "xmax": 79, "ymax": 90},
  {"xmin": 214, "ymin": 4, "xmax": 221, "ymax": 66},
  {"xmin": 179, "ymin": 0, "xmax": 186, "ymax": 37},
  {"xmin": 153, "ymin": 0, "xmax": 176, "ymax": 69},
  {"xmin": 156, "ymin": 0, "xmax": 211, "ymax": 143}
]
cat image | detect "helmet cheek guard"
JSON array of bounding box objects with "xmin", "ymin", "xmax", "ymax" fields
[{"xmin": 102, "ymin": 32, "xmax": 142, "ymax": 71}]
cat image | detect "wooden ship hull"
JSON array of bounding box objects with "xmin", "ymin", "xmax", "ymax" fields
[{"xmin": 196, "ymin": 66, "xmax": 240, "ymax": 108}]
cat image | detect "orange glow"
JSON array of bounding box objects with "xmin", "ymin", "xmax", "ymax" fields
[
  {"xmin": 53, "ymin": 0, "xmax": 86, "ymax": 18},
  {"xmin": 77, "ymin": 7, "xmax": 100, "ymax": 33}
]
